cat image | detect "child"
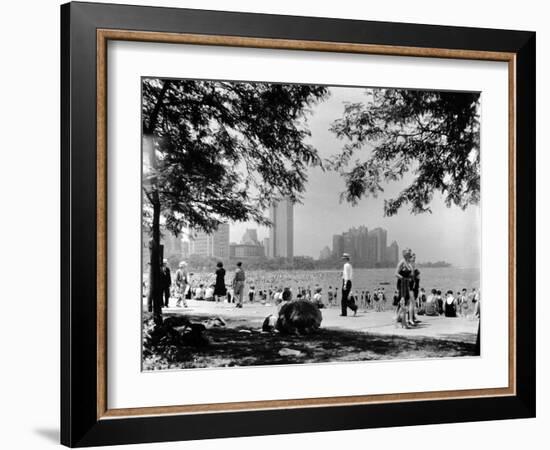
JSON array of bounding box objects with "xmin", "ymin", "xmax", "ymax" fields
[
  {"xmin": 248, "ymin": 285, "xmax": 255, "ymax": 303},
  {"xmin": 380, "ymin": 288, "xmax": 387, "ymax": 310},
  {"xmin": 195, "ymin": 283, "xmax": 205, "ymax": 300},
  {"xmin": 347, "ymin": 291, "xmax": 358, "ymax": 316},
  {"xmin": 226, "ymin": 286, "xmax": 233, "ymax": 303},
  {"xmin": 312, "ymin": 286, "xmax": 324, "ymax": 308},
  {"xmin": 204, "ymin": 284, "xmax": 215, "ymax": 301},
  {"xmin": 374, "ymin": 289, "xmax": 381, "ymax": 312},
  {"xmin": 327, "ymin": 286, "xmax": 334, "ymax": 307}
]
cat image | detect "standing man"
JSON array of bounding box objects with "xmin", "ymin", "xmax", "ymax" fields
[
  {"xmin": 160, "ymin": 259, "xmax": 172, "ymax": 308},
  {"xmin": 340, "ymin": 253, "xmax": 356, "ymax": 316},
  {"xmin": 232, "ymin": 261, "xmax": 246, "ymax": 308}
]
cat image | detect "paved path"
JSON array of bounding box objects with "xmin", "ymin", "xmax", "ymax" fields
[{"xmin": 157, "ymin": 299, "xmax": 479, "ymax": 344}]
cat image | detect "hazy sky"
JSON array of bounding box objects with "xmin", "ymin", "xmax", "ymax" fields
[{"xmin": 230, "ymin": 86, "xmax": 481, "ymax": 268}]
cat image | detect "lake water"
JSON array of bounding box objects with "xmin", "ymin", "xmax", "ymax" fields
[{"xmin": 189, "ymin": 267, "xmax": 480, "ymax": 296}]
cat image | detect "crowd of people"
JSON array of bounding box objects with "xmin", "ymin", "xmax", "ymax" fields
[{"xmin": 146, "ymin": 253, "xmax": 480, "ymax": 329}]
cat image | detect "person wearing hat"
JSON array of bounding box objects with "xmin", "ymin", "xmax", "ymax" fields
[
  {"xmin": 160, "ymin": 258, "xmax": 172, "ymax": 308},
  {"xmin": 340, "ymin": 253, "xmax": 357, "ymax": 316},
  {"xmin": 175, "ymin": 261, "xmax": 188, "ymax": 308}
]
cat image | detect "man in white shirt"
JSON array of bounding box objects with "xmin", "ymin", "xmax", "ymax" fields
[{"xmin": 340, "ymin": 253, "xmax": 356, "ymax": 316}]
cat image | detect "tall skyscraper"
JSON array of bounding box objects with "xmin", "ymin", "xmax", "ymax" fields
[
  {"xmin": 189, "ymin": 223, "xmax": 230, "ymax": 258},
  {"xmin": 269, "ymin": 198, "xmax": 294, "ymax": 259},
  {"xmin": 332, "ymin": 234, "xmax": 344, "ymax": 258},
  {"xmin": 369, "ymin": 227, "xmax": 388, "ymax": 264},
  {"xmin": 263, "ymin": 237, "xmax": 272, "ymax": 258},
  {"xmin": 386, "ymin": 240, "xmax": 399, "ymax": 266}
]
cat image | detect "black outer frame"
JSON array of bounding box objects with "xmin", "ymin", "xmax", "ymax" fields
[{"xmin": 60, "ymin": 1, "xmax": 535, "ymax": 447}]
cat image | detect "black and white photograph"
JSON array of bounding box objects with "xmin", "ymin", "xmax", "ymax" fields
[{"xmin": 141, "ymin": 78, "xmax": 481, "ymax": 370}]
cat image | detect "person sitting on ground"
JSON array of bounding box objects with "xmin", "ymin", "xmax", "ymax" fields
[
  {"xmin": 281, "ymin": 287, "xmax": 292, "ymax": 302},
  {"xmin": 204, "ymin": 284, "xmax": 215, "ymax": 301},
  {"xmin": 436, "ymin": 290, "xmax": 444, "ymax": 315},
  {"xmin": 312, "ymin": 286, "xmax": 324, "ymax": 308},
  {"xmin": 424, "ymin": 289, "xmax": 439, "ymax": 316},
  {"xmin": 273, "ymin": 287, "xmax": 283, "ymax": 305},
  {"xmin": 419, "ymin": 287, "xmax": 427, "ymax": 305},
  {"xmin": 194, "ymin": 283, "xmax": 205, "ymax": 300},
  {"xmin": 444, "ymin": 290, "xmax": 457, "ymax": 317},
  {"xmin": 416, "ymin": 287, "xmax": 427, "ymax": 315}
]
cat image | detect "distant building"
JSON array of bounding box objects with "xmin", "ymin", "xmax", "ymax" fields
[
  {"xmin": 319, "ymin": 246, "xmax": 332, "ymax": 260},
  {"xmin": 241, "ymin": 229, "xmax": 259, "ymax": 245},
  {"xmin": 330, "ymin": 225, "xmax": 396, "ymax": 267},
  {"xmin": 269, "ymin": 198, "xmax": 294, "ymax": 259},
  {"xmin": 263, "ymin": 237, "xmax": 272, "ymax": 258},
  {"xmin": 229, "ymin": 228, "xmax": 265, "ymax": 259},
  {"xmin": 182, "ymin": 241, "xmax": 190, "ymax": 258},
  {"xmin": 189, "ymin": 223, "xmax": 230, "ymax": 258},
  {"xmin": 142, "ymin": 226, "xmax": 183, "ymax": 271},
  {"xmin": 332, "ymin": 234, "xmax": 344, "ymax": 258},
  {"xmin": 230, "ymin": 243, "xmax": 265, "ymax": 259},
  {"xmin": 369, "ymin": 227, "xmax": 387, "ymax": 264},
  {"xmin": 386, "ymin": 240, "xmax": 399, "ymax": 266},
  {"xmin": 163, "ymin": 231, "xmax": 183, "ymax": 257},
  {"xmin": 367, "ymin": 234, "xmax": 378, "ymax": 265}
]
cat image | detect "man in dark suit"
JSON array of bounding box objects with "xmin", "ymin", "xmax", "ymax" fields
[{"xmin": 160, "ymin": 259, "xmax": 172, "ymax": 308}]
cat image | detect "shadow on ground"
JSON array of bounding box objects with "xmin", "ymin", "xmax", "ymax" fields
[{"xmin": 142, "ymin": 312, "xmax": 478, "ymax": 370}]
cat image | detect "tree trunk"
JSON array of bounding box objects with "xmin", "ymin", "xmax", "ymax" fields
[
  {"xmin": 150, "ymin": 198, "xmax": 163, "ymax": 326},
  {"xmin": 145, "ymin": 80, "xmax": 171, "ymax": 327}
]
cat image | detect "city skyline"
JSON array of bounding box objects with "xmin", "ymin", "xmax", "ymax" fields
[{"xmin": 175, "ymin": 220, "xmax": 401, "ymax": 266}]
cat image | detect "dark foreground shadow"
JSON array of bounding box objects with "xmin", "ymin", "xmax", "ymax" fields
[{"xmin": 143, "ymin": 313, "xmax": 479, "ymax": 370}]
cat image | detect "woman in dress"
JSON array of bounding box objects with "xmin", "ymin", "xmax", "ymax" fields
[
  {"xmin": 410, "ymin": 253, "xmax": 421, "ymax": 312},
  {"xmin": 395, "ymin": 248, "xmax": 415, "ymax": 328},
  {"xmin": 213, "ymin": 261, "xmax": 227, "ymax": 302},
  {"xmin": 175, "ymin": 261, "xmax": 188, "ymax": 308}
]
